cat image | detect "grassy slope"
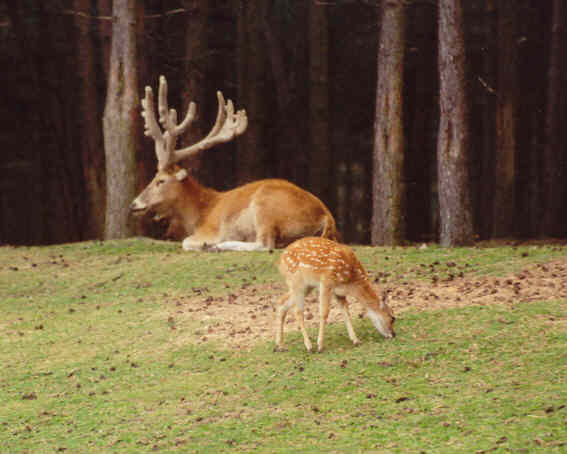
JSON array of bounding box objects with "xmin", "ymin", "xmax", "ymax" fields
[{"xmin": 1, "ymin": 239, "xmax": 566, "ymax": 453}]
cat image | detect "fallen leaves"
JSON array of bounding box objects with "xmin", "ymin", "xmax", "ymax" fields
[{"xmin": 22, "ymin": 392, "xmax": 37, "ymax": 400}]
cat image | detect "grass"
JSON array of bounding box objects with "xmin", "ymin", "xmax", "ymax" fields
[{"xmin": 1, "ymin": 238, "xmax": 566, "ymax": 453}]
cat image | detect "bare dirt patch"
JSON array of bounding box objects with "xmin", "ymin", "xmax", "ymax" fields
[{"xmin": 165, "ymin": 259, "xmax": 567, "ymax": 350}]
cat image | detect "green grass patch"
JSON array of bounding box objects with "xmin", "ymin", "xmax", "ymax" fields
[{"xmin": 1, "ymin": 239, "xmax": 566, "ymax": 453}]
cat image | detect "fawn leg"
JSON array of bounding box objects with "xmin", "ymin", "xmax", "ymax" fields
[
  {"xmin": 336, "ymin": 295, "xmax": 360, "ymax": 346},
  {"xmin": 317, "ymin": 283, "xmax": 332, "ymax": 353},
  {"xmin": 293, "ymin": 289, "xmax": 313, "ymax": 352},
  {"xmin": 275, "ymin": 291, "xmax": 294, "ymax": 351}
]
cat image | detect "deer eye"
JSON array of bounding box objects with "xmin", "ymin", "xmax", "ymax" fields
[{"xmin": 156, "ymin": 179, "xmax": 166, "ymax": 186}]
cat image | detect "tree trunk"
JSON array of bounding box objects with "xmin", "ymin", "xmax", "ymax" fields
[
  {"xmin": 178, "ymin": 0, "xmax": 209, "ymax": 178},
  {"xmin": 541, "ymin": 0, "xmax": 566, "ymax": 236},
  {"xmin": 478, "ymin": 0, "xmax": 496, "ymax": 240},
  {"xmin": 236, "ymin": 0, "xmax": 267, "ymax": 184},
  {"xmin": 517, "ymin": 0, "xmax": 546, "ymax": 238},
  {"xmin": 74, "ymin": 0, "xmax": 107, "ymax": 240},
  {"xmin": 102, "ymin": 0, "xmax": 139, "ymax": 239},
  {"xmin": 4, "ymin": 3, "xmax": 45, "ymax": 244},
  {"xmin": 7, "ymin": 3, "xmax": 84, "ymax": 244},
  {"xmin": 404, "ymin": 3, "xmax": 438, "ymax": 242},
  {"xmin": 437, "ymin": 0, "xmax": 474, "ymax": 246},
  {"xmin": 492, "ymin": 0, "xmax": 518, "ymax": 237},
  {"xmin": 309, "ymin": 1, "xmax": 331, "ymax": 206},
  {"xmin": 371, "ymin": 0, "xmax": 406, "ymax": 245},
  {"xmin": 262, "ymin": 3, "xmax": 309, "ymax": 186}
]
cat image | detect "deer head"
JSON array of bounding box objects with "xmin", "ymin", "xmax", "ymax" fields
[{"xmin": 130, "ymin": 75, "xmax": 248, "ymax": 224}]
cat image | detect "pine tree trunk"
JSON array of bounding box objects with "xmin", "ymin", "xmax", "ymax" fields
[
  {"xmin": 237, "ymin": 0, "xmax": 267, "ymax": 184},
  {"xmin": 541, "ymin": 0, "xmax": 565, "ymax": 236},
  {"xmin": 478, "ymin": 0, "xmax": 496, "ymax": 240},
  {"xmin": 262, "ymin": 3, "xmax": 309, "ymax": 186},
  {"xmin": 74, "ymin": 0, "xmax": 106, "ymax": 240},
  {"xmin": 371, "ymin": 0, "xmax": 406, "ymax": 245},
  {"xmin": 4, "ymin": 4, "xmax": 46, "ymax": 244},
  {"xmin": 492, "ymin": 0, "xmax": 518, "ymax": 237},
  {"xmin": 102, "ymin": 0, "xmax": 139, "ymax": 239},
  {"xmin": 180, "ymin": 0, "xmax": 209, "ymax": 178},
  {"xmin": 309, "ymin": 1, "xmax": 331, "ymax": 206},
  {"xmin": 437, "ymin": 0, "xmax": 474, "ymax": 246}
]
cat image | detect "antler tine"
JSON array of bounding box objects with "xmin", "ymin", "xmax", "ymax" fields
[
  {"xmin": 213, "ymin": 95, "xmax": 248, "ymax": 141},
  {"xmin": 174, "ymin": 101, "xmax": 197, "ymax": 135},
  {"xmin": 142, "ymin": 75, "xmax": 199, "ymax": 170},
  {"xmin": 157, "ymin": 75, "xmax": 197, "ymax": 137},
  {"xmin": 157, "ymin": 75, "xmax": 172, "ymax": 130},
  {"xmin": 141, "ymin": 76, "xmax": 247, "ymax": 167},
  {"xmin": 170, "ymin": 90, "xmax": 248, "ymax": 163},
  {"xmin": 217, "ymin": 92, "xmax": 249, "ymax": 136},
  {"xmin": 141, "ymin": 84, "xmax": 172, "ymax": 170},
  {"xmin": 235, "ymin": 108, "xmax": 248, "ymax": 135},
  {"xmin": 223, "ymin": 98, "xmax": 248, "ymax": 137},
  {"xmin": 205, "ymin": 91, "xmax": 228, "ymax": 139},
  {"xmin": 141, "ymin": 86, "xmax": 162, "ymax": 141}
]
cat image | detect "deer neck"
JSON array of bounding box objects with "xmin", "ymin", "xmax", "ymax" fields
[
  {"xmin": 350, "ymin": 278, "xmax": 376, "ymax": 302},
  {"xmin": 176, "ymin": 176, "xmax": 220, "ymax": 232}
]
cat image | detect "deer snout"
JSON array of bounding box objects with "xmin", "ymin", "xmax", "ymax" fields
[{"xmin": 129, "ymin": 198, "xmax": 147, "ymax": 214}]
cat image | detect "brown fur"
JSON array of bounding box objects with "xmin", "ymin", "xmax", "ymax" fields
[
  {"xmin": 130, "ymin": 168, "xmax": 339, "ymax": 250},
  {"xmin": 275, "ymin": 237, "xmax": 395, "ymax": 352}
]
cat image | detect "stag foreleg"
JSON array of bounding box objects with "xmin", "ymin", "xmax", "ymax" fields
[{"xmin": 256, "ymin": 225, "xmax": 277, "ymax": 250}]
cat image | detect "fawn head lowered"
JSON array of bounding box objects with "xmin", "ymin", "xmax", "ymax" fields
[{"xmin": 276, "ymin": 237, "xmax": 395, "ymax": 352}]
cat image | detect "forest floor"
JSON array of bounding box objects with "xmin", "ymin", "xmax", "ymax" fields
[{"xmin": 173, "ymin": 250, "xmax": 567, "ymax": 351}]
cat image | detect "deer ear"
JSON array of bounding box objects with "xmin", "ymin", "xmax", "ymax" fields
[{"xmin": 175, "ymin": 168, "xmax": 188, "ymax": 181}]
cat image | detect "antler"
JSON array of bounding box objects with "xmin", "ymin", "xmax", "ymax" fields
[{"xmin": 141, "ymin": 75, "xmax": 248, "ymax": 171}]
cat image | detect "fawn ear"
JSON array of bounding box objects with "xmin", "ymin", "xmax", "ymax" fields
[{"xmin": 175, "ymin": 168, "xmax": 188, "ymax": 181}]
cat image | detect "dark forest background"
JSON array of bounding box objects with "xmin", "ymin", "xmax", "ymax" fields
[{"xmin": 1, "ymin": 0, "xmax": 566, "ymax": 246}]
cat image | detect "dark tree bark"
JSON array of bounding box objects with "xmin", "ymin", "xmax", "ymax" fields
[
  {"xmin": 73, "ymin": 0, "xmax": 107, "ymax": 240},
  {"xmin": 478, "ymin": 0, "xmax": 496, "ymax": 240},
  {"xmin": 178, "ymin": 0, "xmax": 209, "ymax": 181},
  {"xmin": 102, "ymin": 0, "xmax": 139, "ymax": 239},
  {"xmin": 181, "ymin": 0, "xmax": 208, "ymax": 165},
  {"xmin": 5, "ymin": 2, "xmax": 84, "ymax": 245},
  {"xmin": 492, "ymin": 0, "xmax": 518, "ymax": 237},
  {"xmin": 405, "ymin": 2, "xmax": 438, "ymax": 243},
  {"xmin": 371, "ymin": 0, "xmax": 406, "ymax": 245},
  {"xmin": 541, "ymin": 0, "xmax": 566, "ymax": 236},
  {"xmin": 309, "ymin": 1, "xmax": 331, "ymax": 206},
  {"xmin": 236, "ymin": 0, "xmax": 267, "ymax": 184},
  {"xmin": 516, "ymin": 0, "xmax": 547, "ymax": 238},
  {"xmin": 3, "ymin": 4, "xmax": 46, "ymax": 245},
  {"xmin": 437, "ymin": 0, "xmax": 474, "ymax": 246},
  {"xmin": 262, "ymin": 2, "xmax": 309, "ymax": 186}
]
